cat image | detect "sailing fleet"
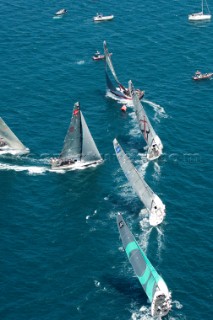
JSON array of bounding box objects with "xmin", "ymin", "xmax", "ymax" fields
[{"xmin": 1, "ymin": 3, "xmax": 212, "ymax": 317}]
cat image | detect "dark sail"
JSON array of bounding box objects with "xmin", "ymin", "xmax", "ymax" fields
[{"xmin": 59, "ymin": 102, "xmax": 82, "ymax": 161}]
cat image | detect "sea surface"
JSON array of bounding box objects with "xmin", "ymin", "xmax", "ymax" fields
[{"xmin": 0, "ymin": 0, "xmax": 212, "ymax": 319}]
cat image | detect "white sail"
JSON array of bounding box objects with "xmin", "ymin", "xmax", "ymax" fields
[
  {"xmin": 113, "ymin": 138, "xmax": 165, "ymax": 226},
  {"xmin": 103, "ymin": 40, "xmax": 120, "ymax": 85},
  {"xmin": 129, "ymin": 80, "xmax": 163, "ymax": 160},
  {"xmin": 0, "ymin": 117, "xmax": 29, "ymax": 155},
  {"xmin": 81, "ymin": 112, "xmax": 102, "ymax": 162}
]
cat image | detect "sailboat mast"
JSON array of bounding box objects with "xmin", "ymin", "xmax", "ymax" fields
[{"xmin": 79, "ymin": 111, "xmax": 83, "ymax": 161}]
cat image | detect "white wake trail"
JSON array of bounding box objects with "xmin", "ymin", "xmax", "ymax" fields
[{"xmin": 143, "ymin": 99, "xmax": 168, "ymax": 122}]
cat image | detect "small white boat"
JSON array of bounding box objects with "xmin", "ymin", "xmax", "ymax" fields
[
  {"xmin": 55, "ymin": 9, "xmax": 67, "ymax": 16},
  {"xmin": 188, "ymin": 0, "xmax": 211, "ymax": 21},
  {"xmin": 93, "ymin": 13, "xmax": 114, "ymax": 22}
]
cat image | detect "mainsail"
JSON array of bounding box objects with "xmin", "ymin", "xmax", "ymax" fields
[
  {"xmin": 103, "ymin": 40, "xmax": 120, "ymax": 86},
  {"xmin": 117, "ymin": 213, "xmax": 172, "ymax": 317},
  {"xmin": 55, "ymin": 102, "xmax": 102, "ymax": 167},
  {"xmin": 113, "ymin": 138, "xmax": 165, "ymax": 226},
  {"xmin": 59, "ymin": 102, "xmax": 82, "ymax": 161},
  {"xmin": 0, "ymin": 117, "xmax": 29, "ymax": 154},
  {"xmin": 129, "ymin": 80, "xmax": 163, "ymax": 160}
]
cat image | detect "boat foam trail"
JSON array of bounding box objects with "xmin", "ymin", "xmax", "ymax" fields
[
  {"xmin": 143, "ymin": 99, "xmax": 168, "ymax": 121},
  {"xmin": 105, "ymin": 91, "xmax": 134, "ymax": 106},
  {"xmin": 0, "ymin": 163, "xmax": 47, "ymax": 175}
]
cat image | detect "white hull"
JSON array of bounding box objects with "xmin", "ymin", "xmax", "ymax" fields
[
  {"xmin": 93, "ymin": 15, "xmax": 114, "ymax": 22},
  {"xmin": 188, "ymin": 13, "xmax": 211, "ymax": 20},
  {"xmin": 51, "ymin": 159, "xmax": 102, "ymax": 171},
  {"xmin": 147, "ymin": 146, "xmax": 163, "ymax": 161},
  {"xmin": 55, "ymin": 9, "xmax": 67, "ymax": 16},
  {"xmin": 149, "ymin": 208, "xmax": 165, "ymax": 226},
  {"xmin": 147, "ymin": 135, "xmax": 163, "ymax": 161},
  {"xmin": 149, "ymin": 195, "xmax": 166, "ymax": 226}
]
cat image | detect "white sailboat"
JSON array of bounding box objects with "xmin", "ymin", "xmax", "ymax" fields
[
  {"xmin": 117, "ymin": 213, "xmax": 172, "ymax": 317},
  {"xmin": 113, "ymin": 138, "xmax": 165, "ymax": 226},
  {"xmin": 0, "ymin": 117, "xmax": 29, "ymax": 155},
  {"xmin": 188, "ymin": 0, "xmax": 211, "ymax": 21},
  {"xmin": 129, "ymin": 80, "xmax": 163, "ymax": 161},
  {"xmin": 51, "ymin": 102, "xmax": 103, "ymax": 170}
]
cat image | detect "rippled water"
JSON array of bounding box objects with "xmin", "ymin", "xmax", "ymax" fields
[{"xmin": 0, "ymin": 0, "xmax": 212, "ymax": 319}]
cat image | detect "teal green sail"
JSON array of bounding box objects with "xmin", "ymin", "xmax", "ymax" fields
[{"xmin": 117, "ymin": 213, "xmax": 172, "ymax": 317}]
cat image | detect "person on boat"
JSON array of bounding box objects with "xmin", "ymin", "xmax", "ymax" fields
[
  {"xmin": 123, "ymin": 88, "xmax": 130, "ymax": 96},
  {"xmin": 95, "ymin": 50, "xmax": 101, "ymax": 57},
  {"xmin": 152, "ymin": 144, "xmax": 159, "ymax": 155},
  {"xmin": 0, "ymin": 138, "xmax": 6, "ymax": 147}
]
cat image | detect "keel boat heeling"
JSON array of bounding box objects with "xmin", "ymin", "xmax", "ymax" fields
[
  {"xmin": 103, "ymin": 41, "xmax": 144, "ymax": 101},
  {"xmin": 0, "ymin": 117, "xmax": 29, "ymax": 155},
  {"xmin": 113, "ymin": 138, "xmax": 165, "ymax": 226},
  {"xmin": 51, "ymin": 102, "xmax": 102, "ymax": 170},
  {"xmin": 129, "ymin": 80, "xmax": 163, "ymax": 161},
  {"xmin": 117, "ymin": 213, "xmax": 172, "ymax": 318}
]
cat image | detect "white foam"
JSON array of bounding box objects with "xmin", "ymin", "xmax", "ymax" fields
[
  {"xmin": 138, "ymin": 211, "xmax": 153, "ymax": 253},
  {"xmin": 136, "ymin": 154, "xmax": 149, "ymax": 177},
  {"xmin": 131, "ymin": 304, "xmax": 152, "ymax": 320},
  {"xmin": 143, "ymin": 99, "xmax": 168, "ymax": 122},
  {"xmin": 0, "ymin": 163, "xmax": 47, "ymax": 175},
  {"xmin": 52, "ymin": 15, "xmax": 63, "ymax": 19},
  {"xmin": 0, "ymin": 160, "xmax": 90, "ymax": 174},
  {"xmin": 172, "ymin": 300, "xmax": 183, "ymax": 310},
  {"xmin": 94, "ymin": 280, "xmax": 100, "ymax": 288},
  {"xmin": 76, "ymin": 60, "xmax": 85, "ymax": 65},
  {"xmin": 152, "ymin": 161, "xmax": 161, "ymax": 181},
  {"xmin": 105, "ymin": 90, "xmax": 134, "ymax": 106}
]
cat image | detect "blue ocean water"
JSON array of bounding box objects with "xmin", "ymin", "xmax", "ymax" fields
[{"xmin": 0, "ymin": 0, "xmax": 212, "ymax": 319}]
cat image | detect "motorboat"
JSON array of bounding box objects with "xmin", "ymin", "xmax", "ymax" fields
[
  {"xmin": 92, "ymin": 51, "xmax": 112, "ymax": 61},
  {"xmin": 193, "ymin": 70, "xmax": 213, "ymax": 80},
  {"xmin": 93, "ymin": 13, "xmax": 114, "ymax": 22},
  {"xmin": 55, "ymin": 9, "xmax": 67, "ymax": 16}
]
